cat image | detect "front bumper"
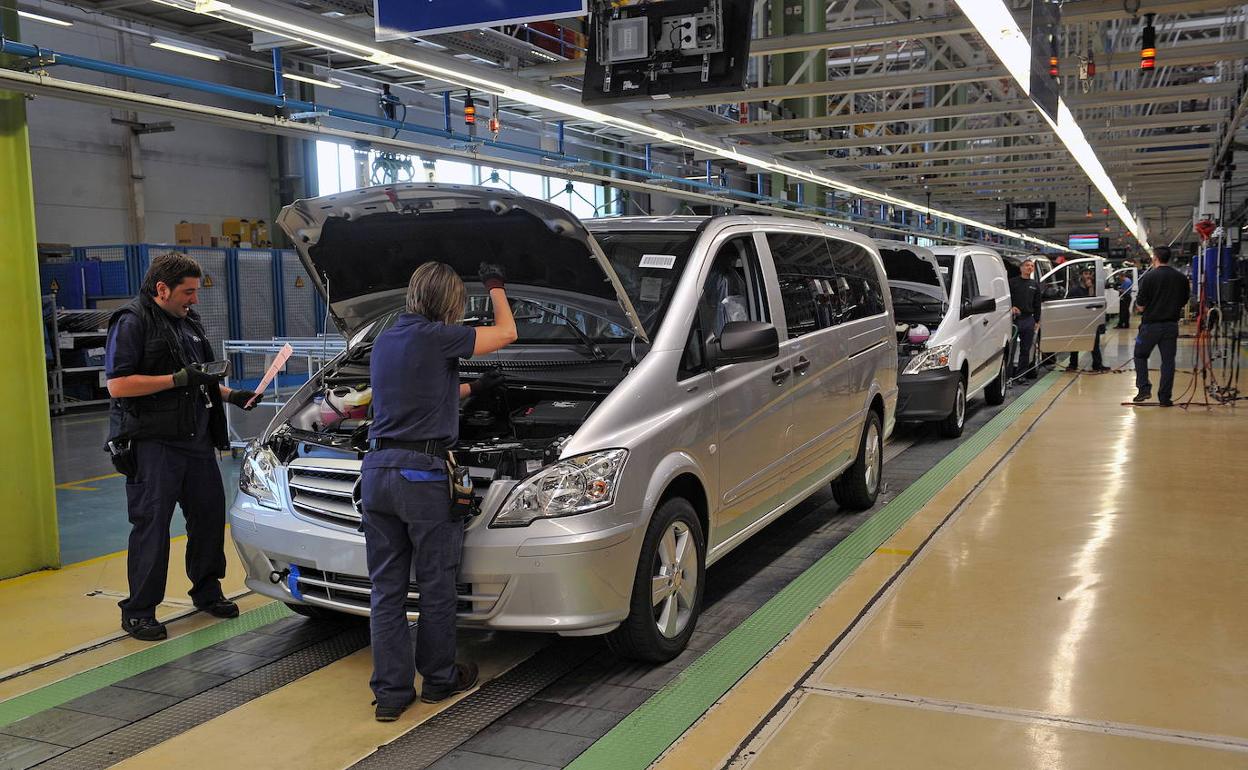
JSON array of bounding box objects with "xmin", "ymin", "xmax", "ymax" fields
[
  {"xmin": 229, "ymin": 493, "xmax": 645, "ymax": 636},
  {"xmin": 896, "ymin": 366, "xmax": 960, "ymax": 420}
]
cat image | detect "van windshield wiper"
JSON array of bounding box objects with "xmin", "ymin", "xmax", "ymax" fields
[{"xmin": 506, "ymin": 297, "xmax": 608, "ymax": 360}]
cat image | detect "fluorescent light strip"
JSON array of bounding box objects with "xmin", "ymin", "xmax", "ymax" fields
[
  {"xmin": 17, "ymin": 10, "xmax": 73, "ymax": 26},
  {"xmin": 283, "ymin": 72, "xmax": 341, "ymax": 89},
  {"xmin": 953, "ymin": 0, "xmax": 1148, "ymax": 250},
  {"xmin": 151, "ymin": 40, "xmax": 222, "ymax": 61},
  {"xmin": 148, "ymin": 0, "xmax": 1076, "ymax": 252}
]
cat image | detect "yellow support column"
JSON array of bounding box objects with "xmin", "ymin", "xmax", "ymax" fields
[{"xmin": 0, "ymin": 2, "xmax": 60, "ymax": 577}]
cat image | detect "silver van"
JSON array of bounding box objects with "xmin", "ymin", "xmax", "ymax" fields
[{"xmin": 230, "ymin": 185, "xmax": 896, "ymax": 661}]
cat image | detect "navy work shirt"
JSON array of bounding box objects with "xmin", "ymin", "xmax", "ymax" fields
[
  {"xmin": 363, "ymin": 313, "xmax": 476, "ymax": 473},
  {"xmin": 105, "ymin": 310, "xmax": 215, "ymax": 456}
]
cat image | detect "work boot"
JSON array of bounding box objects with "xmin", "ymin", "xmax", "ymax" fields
[
  {"xmin": 421, "ymin": 662, "xmax": 480, "ymax": 703},
  {"xmin": 122, "ymin": 616, "xmax": 167, "ymax": 642},
  {"xmin": 195, "ymin": 598, "xmax": 240, "ymax": 619},
  {"xmin": 1092, "ymin": 365, "xmax": 1111, "ymax": 373},
  {"xmin": 1132, "ymin": 390, "xmax": 1151, "ymax": 403},
  {"xmin": 1159, "ymin": 398, "xmax": 1174, "ymax": 407},
  {"xmin": 373, "ymin": 696, "xmax": 415, "ymax": 722}
]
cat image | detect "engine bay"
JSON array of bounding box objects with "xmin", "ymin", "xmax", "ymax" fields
[{"xmin": 265, "ymin": 340, "xmax": 616, "ymax": 491}]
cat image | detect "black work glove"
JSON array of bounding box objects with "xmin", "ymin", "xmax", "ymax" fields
[
  {"xmin": 172, "ymin": 366, "xmax": 220, "ymax": 391},
  {"xmin": 469, "ymin": 368, "xmax": 505, "ymax": 396},
  {"xmin": 226, "ymin": 389, "xmax": 263, "ymax": 410},
  {"xmin": 479, "ymin": 262, "xmax": 506, "ymax": 292}
]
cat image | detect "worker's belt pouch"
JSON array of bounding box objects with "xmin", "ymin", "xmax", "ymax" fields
[
  {"xmin": 446, "ymin": 453, "xmax": 478, "ymax": 521},
  {"xmin": 106, "ymin": 438, "xmax": 137, "ymax": 479}
]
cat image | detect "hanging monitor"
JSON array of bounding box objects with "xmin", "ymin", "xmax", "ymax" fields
[
  {"xmin": 1068, "ymin": 233, "xmax": 1105, "ymax": 252},
  {"xmin": 583, "ymin": 0, "xmax": 752, "ymax": 104},
  {"xmin": 375, "ymin": 0, "xmax": 587, "ymax": 40}
]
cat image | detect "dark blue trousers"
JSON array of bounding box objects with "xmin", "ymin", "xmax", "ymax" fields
[
  {"xmin": 1135, "ymin": 321, "xmax": 1180, "ymax": 400},
  {"xmin": 361, "ymin": 466, "xmax": 461, "ymax": 707},
  {"xmin": 119, "ymin": 441, "xmax": 226, "ymax": 620},
  {"xmin": 1013, "ymin": 315, "xmax": 1036, "ymax": 377}
]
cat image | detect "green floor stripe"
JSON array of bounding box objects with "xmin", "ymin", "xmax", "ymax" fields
[
  {"xmin": 568, "ymin": 372, "xmax": 1063, "ymax": 770},
  {"xmin": 0, "ymin": 601, "xmax": 289, "ymax": 727}
]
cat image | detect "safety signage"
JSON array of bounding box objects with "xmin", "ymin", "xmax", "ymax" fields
[{"xmin": 374, "ymin": 0, "xmax": 587, "ymax": 41}]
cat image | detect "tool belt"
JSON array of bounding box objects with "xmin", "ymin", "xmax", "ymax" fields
[
  {"xmin": 445, "ymin": 452, "xmax": 479, "ymax": 520},
  {"xmin": 368, "ymin": 438, "xmax": 445, "ymax": 455}
]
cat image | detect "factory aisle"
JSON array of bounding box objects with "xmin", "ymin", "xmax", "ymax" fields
[{"xmin": 656, "ymin": 360, "xmax": 1248, "ymax": 769}]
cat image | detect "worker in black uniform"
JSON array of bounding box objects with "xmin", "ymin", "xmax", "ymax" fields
[
  {"xmin": 1066, "ymin": 269, "xmax": 1109, "ymax": 372},
  {"xmin": 1133, "ymin": 246, "xmax": 1191, "ymax": 406},
  {"xmin": 104, "ymin": 253, "xmax": 262, "ymax": 641},
  {"xmin": 1008, "ymin": 258, "xmax": 1042, "ymax": 379},
  {"xmin": 362, "ymin": 261, "xmax": 517, "ymax": 722}
]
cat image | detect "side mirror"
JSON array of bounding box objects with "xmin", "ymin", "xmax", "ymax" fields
[
  {"xmin": 960, "ymin": 295, "xmax": 995, "ymax": 318},
  {"xmin": 713, "ymin": 321, "xmax": 779, "ymax": 366},
  {"xmin": 1042, "ymin": 286, "xmax": 1062, "ymax": 300}
]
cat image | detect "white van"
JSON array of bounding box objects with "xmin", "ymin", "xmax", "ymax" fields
[{"xmin": 877, "ymin": 241, "xmax": 1013, "ymax": 438}]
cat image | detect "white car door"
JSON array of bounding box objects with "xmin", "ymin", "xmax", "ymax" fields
[{"xmin": 1038, "ymin": 257, "xmax": 1107, "ymax": 352}]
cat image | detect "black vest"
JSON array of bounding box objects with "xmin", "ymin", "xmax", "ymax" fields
[{"xmin": 106, "ymin": 295, "xmax": 228, "ymax": 450}]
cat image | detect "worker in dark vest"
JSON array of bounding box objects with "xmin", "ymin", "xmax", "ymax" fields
[
  {"xmin": 1133, "ymin": 246, "xmax": 1191, "ymax": 406},
  {"xmin": 1008, "ymin": 258, "xmax": 1042, "ymax": 379},
  {"xmin": 104, "ymin": 253, "xmax": 262, "ymax": 641},
  {"xmin": 362, "ymin": 261, "xmax": 517, "ymax": 722}
]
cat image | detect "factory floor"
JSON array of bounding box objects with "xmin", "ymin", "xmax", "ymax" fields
[{"xmin": 3, "ymin": 326, "xmax": 1245, "ymax": 769}]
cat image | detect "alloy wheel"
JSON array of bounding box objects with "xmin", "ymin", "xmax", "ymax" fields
[{"xmin": 652, "ymin": 521, "xmax": 698, "ymax": 639}]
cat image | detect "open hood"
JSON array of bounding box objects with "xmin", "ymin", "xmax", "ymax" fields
[
  {"xmin": 876, "ymin": 242, "xmax": 948, "ymax": 303},
  {"xmin": 276, "ymin": 184, "xmax": 648, "ymax": 342}
]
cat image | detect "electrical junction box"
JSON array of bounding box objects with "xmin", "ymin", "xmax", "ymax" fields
[
  {"xmin": 607, "ymin": 17, "xmax": 649, "ymax": 63},
  {"xmin": 1197, "ymin": 179, "xmax": 1222, "ymax": 222}
]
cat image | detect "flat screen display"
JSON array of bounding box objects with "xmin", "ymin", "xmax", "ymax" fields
[
  {"xmin": 375, "ymin": 0, "xmax": 587, "ymax": 40},
  {"xmin": 1068, "ymin": 233, "xmax": 1103, "ymax": 251}
]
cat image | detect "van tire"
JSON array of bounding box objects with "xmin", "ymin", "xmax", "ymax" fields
[
  {"xmin": 607, "ymin": 497, "xmax": 705, "ymax": 663},
  {"xmin": 937, "ymin": 377, "xmax": 967, "ymax": 438},
  {"xmin": 832, "ymin": 411, "xmax": 883, "ymax": 510},
  {"xmin": 984, "ymin": 347, "xmax": 1009, "ymax": 406}
]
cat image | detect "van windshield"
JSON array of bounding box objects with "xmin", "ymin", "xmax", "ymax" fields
[{"xmin": 591, "ymin": 229, "xmax": 699, "ymax": 337}]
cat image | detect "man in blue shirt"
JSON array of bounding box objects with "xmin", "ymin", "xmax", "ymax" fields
[
  {"xmin": 105, "ymin": 253, "xmax": 261, "ymax": 641},
  {"xmin": 361, "ymin": 261, "xmax": 517, "ymax": 722}
]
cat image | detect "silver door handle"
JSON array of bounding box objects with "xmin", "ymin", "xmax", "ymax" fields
[
  {"xmin": 1084, "ymin": 304, "xmax": 1102, "ymax": 309},
  {"xmin": 771, "ymin": 366, "xmax": 791, "ymax": 385},
  {"xmin": 793, "ymin": 356, "xmax": 811, "ymax": 375}
]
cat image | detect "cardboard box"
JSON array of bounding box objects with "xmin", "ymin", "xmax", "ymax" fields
[{"xmin": 175, "ymin": 221, "xmax": 212, "ymax": 246}]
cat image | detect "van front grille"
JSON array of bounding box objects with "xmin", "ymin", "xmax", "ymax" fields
[
  {"xmin": 293, "ymin": 567, "xmax": 492, "ymax": 616},
  {"xmin": 287, "ymin": 464, "xmax": 360, "ymax": 528}
]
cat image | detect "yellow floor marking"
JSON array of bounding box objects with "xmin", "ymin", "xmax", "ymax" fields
[
  {"xmin": 0, "ymin": 531, "xmax": 249, "ymax": 677},
  {"xmin": 874, "ymin": 547, "xmax": 914, "ymax": 556},
  {"xmin": 55, "ymin": 471, "xmax": 122, "ymax": 490},
  {"xmin": 0, "ymin": 593, "xmax": 271, "ymax": 702},
  {"xmin": 653, "ymin": 381, "xmax": 1068, "ymax": 770},
  {"xmin": 115, "ymin": 631, "xmax": 550, "ymax": 770}
]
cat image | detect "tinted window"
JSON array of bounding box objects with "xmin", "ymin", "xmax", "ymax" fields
[
  {"xmin": 592, "ymin": 229, "xmax": 698, "ymax": 337},
  {"xmin": 768, "ymin": 232, "xmax": 839, "ymax": 339},
  {"xmin": 684, "ymin": 236, "xmax": 770, "ymax": 377},
  {"xmin": 829, "ymin": 240, "xmax": 886, "ymax": 321}
]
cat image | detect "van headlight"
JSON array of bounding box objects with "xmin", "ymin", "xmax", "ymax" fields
[
  {"xmin": 491, "ymin": 449, "xmax": 628, "ymax": 528},
  {"xmin": 902, "ymin": 344, "xmax": 952, "ymax": 375},
  {"xmin": 240, "ymin": 443, "xmax": 282, "ymax": 510}
]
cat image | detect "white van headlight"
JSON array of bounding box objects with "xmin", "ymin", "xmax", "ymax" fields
[
  {"xmin": 240, "ymin": 443, "xmax": 282, "ymax": 510},
  {"xmin": 902, "ymin": 344, "xmax": 953, "ymax": 375},
  {"xmin": 491, "ymin": 449, "xmax": 628, "ymax": 528}
]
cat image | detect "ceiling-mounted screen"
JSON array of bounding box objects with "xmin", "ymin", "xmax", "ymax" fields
[
  {"xmin": 374, "ymin": 0, "xmax": 587, "ymax": 40},
  {"xmin": 1068, "ymin": 233, "xmax": 1104, "ymax": 252}
]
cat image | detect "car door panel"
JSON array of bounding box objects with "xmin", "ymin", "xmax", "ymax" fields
[
  {"xmin": 1039, "ymin": 257, "xmax": 1107, "ymax": 352},
  {"xmin": 704, "ymin": 231, "xmax": 796, "ymax": 545}
]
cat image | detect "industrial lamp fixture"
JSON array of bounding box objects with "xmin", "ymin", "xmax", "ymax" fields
[{"xmin": 1140, "ymin": 13, "xmax": 1157, "ymax": 70}]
